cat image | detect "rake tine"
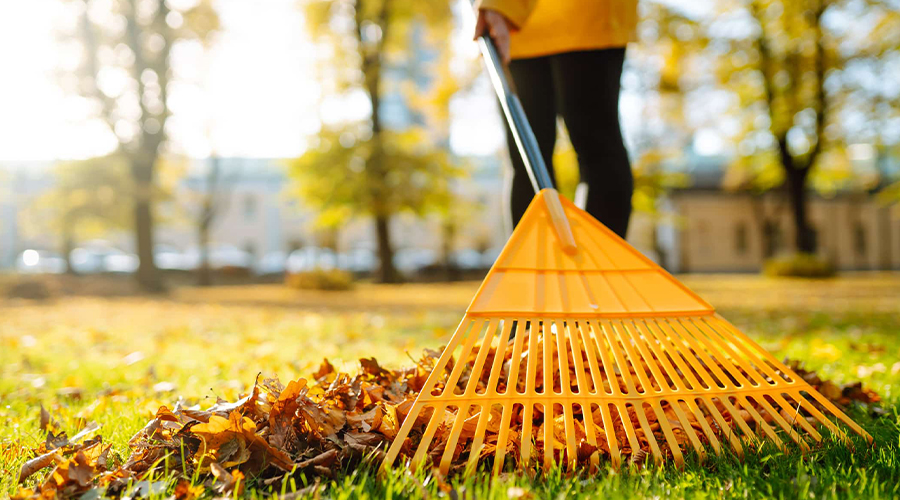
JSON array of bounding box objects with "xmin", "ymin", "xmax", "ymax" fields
[
  {"xmin": 568, "ymin": 323, "xmax": 600, "ymax": 469},
  {"xmin": 598, "ymin": 402, "xmax": 621, "ymax": 467},
  {"xmin": 681, "ymin": 398, "xmax": 721, "ymax": 456},
  {"xmin": 791, "ymin": 390, "xmax": 854, "ymax": 444},
  {"xmin": 804, "ymin": 389, "xmax": 872, "ymax": 442},
  {"xmin": 600, "ymin": 320, "xmax": 638, "ymax": 395},
  {"xmin": 543, "ymin": 402, "xmax": 554, "ymax": 471},
  {"xmin": 411, "ymin": 402, "xmax": 448, "ymax": 469},
  {"xmin": 699, "ymin": 396, "xmax": 744, "ymax": 457},
  {"xmin": 466, "ymin": 403, "xmax": 492, "ymax": 473},
  {"xmin": 552, "ymin": 321, "xmax": 579, "ymax": 469},
  {"xmin": 750, "ymin": 395, "xmax": 810, "ymax": 452},
  {"xmin": 485, "ymin": 319, "xmax": 514, "ymax": 395},
  {"xmin": 680, "ymin": 318, "xmax": 755, "ymax": 388},
  {"xmin": 642, "ymin": 319, "xmax": 700, "ymax": 391},
  {"xmin": 520, "ymin": 402, "xmax": 535, "ymax": 470},
  {"xmin": 629, "ymin": 320, "xmax": 675, "ymax": 392},
  {"xmin": 445, "ymin": 319, "xmax": 486, "ymax": 393},
  {"xmin": 771, "ymin": 393, "xmax": 823, "ymax": 442},
  {"xmin": 614, "ymin": 403, "xmax": 642, "ymax": 464},
  {"xmin": 612, "ymin": 320, "xmax": 657, "ymax": 394},
  {"xmin": 382, "ymin": 316, "xmax": 476, "ymax": 472},
  {"xmin": 439, "ymin": 319, "xmax": 502, "ymax": 474},
  {"xmin": 667, "ymin": 320, "xmax": 730, "ymax": 389},
  {"xmin": 656, "ymin": 319, "xmax": 718, "ymax": 390},
  {"xmin": 695, "ymin": 318, "xmax": 770, "ymax": 387},
  {"xmin": 667, "ymin": 399, "xmax": 708, "ymax": 461},
  {"xmin": 382, "ymin": 188, "xmax": 872, "ymax": 476},
  {"xmin": 735, "ymin": 396, "xmax": 786, "ymax": 450},
  {"xmin": 584, "ymin": 321, "xmax": 617, "ymax": 396},
  {"xmin": 634, "ymin": 402, "xmax": 668, "ymax": 466},
  {"xmin": 439, "ymin": 403, "xmax": 471, "ymax": 473},
  {"xmin": 492, "ymin": 401, "xmax": 515, "ymax": 475}
]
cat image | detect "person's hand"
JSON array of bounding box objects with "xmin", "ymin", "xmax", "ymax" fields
[{"xmin": 474, "ymin": 8, "xmax": 512, "ymax": 64}]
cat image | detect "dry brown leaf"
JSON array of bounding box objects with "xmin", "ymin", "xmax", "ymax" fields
[
  {"xmin": 13, "ymin": 334, "xmax": 881, "ymax": 499},
  {"xmin": 18, "ymin": 450, "xmax": 64, "ymax": 484}
]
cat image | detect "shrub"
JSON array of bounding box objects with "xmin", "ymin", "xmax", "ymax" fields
[
  {"xmin": 763, "ymin": 253, "xmax": 835, "ymax": 278},
  {"xmin": 285, "ymin": 269, "xmax": 355, "ymax": 291},
  {"xmin": 4, "ymin": 279, "xmax": 53, "ymax": 300}
]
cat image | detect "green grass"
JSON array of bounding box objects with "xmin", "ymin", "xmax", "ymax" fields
[{"xmin": 2, "ymin": 275, "xmax": 900, "ymax": 499}]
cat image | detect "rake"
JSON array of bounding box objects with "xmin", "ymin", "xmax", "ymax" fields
[{"xmin": 381, "ymin": 34, "xmax": 872, "ymax": 475}]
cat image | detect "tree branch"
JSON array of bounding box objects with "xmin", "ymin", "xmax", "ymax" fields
[
  {"xmin": 804, "ymin": 0, "xmax": 828, "ymax": 172},
  {"xmin": 750, "ymin": 0, "xmax": 788, "ymax": 169},
  {"xmin": 78, "ymin": 0, "xmax": 118, "ymax": 141}
]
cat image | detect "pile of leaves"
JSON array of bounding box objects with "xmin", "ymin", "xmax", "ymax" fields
[{"xmin": 15, "ymin": 330, "xmax": 880, "ymax": 499}]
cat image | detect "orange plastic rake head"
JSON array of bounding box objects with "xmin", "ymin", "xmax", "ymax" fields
[
  {"xmin": 381, "ymin": 191, "xmax": 873, "ymax": 475},
  {"xmin": 379, "ymin": 28, "xmax": 871, "ymax": 475}
]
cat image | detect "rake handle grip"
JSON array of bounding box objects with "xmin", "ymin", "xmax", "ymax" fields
[{"xmin": 477, "ymin": 32, "xmax": 577, "ymax": 253}]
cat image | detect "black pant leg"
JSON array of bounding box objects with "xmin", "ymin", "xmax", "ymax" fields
[
  {"xmin": 550, "ymin": 48, "xmax": 633, "ymax": 238},
  {"xmin": 505, "ymin": 56, "xmax": 558, "ymax": 230}
]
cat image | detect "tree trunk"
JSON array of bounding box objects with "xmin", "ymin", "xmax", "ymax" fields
[
  {"xmin": 133, "ymin": 161, "xmax": 162, "ymax": 292},
  {"xmin": 442, "ymin": 220, "xmax": 459, "ymax": 282},
  {"xmin": 197, "ymin": 157, "xmax": 221, "ymax": 287},
  {"xmin": 786, "ymin": 168, "xmax": 815, "ymax": 254},
  {"xmin": 650, "ymin": 221, "xmax": 668, "ymax": 271},
  {"xmin": 62, "ymin": 227, "xmax": 77, "ymax": 275},
  {"xmin": 375, "ymin": 215, "xmax": 398, "ymax": 283},
  {"xmin": 198, "ymin": 218, "xmax": 212, "ymax": 286},
  {"xmin": 748, "ymin": 195, "xmax": 774, "ymax": 260}
]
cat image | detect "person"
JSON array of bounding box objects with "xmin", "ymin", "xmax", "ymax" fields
[{"xmin": 474, "ymin": 0, "xmax": 638, "ymax": 238}]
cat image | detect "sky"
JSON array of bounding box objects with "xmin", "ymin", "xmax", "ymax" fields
[{"xmin": 0, "ymin": 0, "xmax": 518, "ymax": 163}]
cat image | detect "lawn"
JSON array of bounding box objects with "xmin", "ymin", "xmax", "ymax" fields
[{"xmin": 2, "ymin": 274, "xmax": 900, "ymax": 499}]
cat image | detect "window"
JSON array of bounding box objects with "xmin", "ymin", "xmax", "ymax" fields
[
  {"xmin": 735, "ymin": 223, "xmax": 748, "ymax": 255},
  {"xmin": 243, "ymin": 195, "xmax": 257, "ymax": 221},
  {"xmin": 854, "ymin": 223, "xmax": 867, "ymax": 257}
]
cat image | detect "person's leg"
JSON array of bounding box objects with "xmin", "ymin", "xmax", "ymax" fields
[
  {"xmin": 505, "ymin": 56, "xmax": 557, "ymax": 231},
  {"xmin": 551, "ymin": 48, "xmax": 633, "ymax": 238}
]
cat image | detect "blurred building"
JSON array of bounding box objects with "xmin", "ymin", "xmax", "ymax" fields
[
  {"xmin": 0, "ymin": 162, "xmax": 55, "ymax": 268},
  {"xmin": 3, "ymin": 157, "xmax": 900, "ymax": 273},
  {"xmin": 656, "ymin": 167, "xmax": 900, "ymax": 273}
]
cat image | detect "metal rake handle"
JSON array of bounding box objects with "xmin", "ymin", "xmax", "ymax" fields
[
  {"xmin": 477, "ymin": 35, "xmax": 553, "ymax": 193},
  {"xmin": 476, "ymin": 33, "xmax": 577, "ymax": 252}
]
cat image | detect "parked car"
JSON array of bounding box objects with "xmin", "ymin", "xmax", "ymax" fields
[
  {"xmin": 15, "ymin": 249, "xmax": 66, "ymax": 274},
  {"xmin": 69, "ymin": 244, "xmax": 138, "ymax": 274},
  {"xmin": 286, "ymin": 247, "xmax": 337, "ymax": 273},
  {"xmin": 392, "ymin": 248, "xmax": 437, "ymax": 273},
  {"xmin": 256, "ymin": 251, "xmax": 288, "ymax": 276},
  {"xmin": 208, "ymin": 245, "xmax": 253, "ymax": 271},
  {"xmin": 452, "ymin": 249, "xmax": 484, "ymax": 270},
  {"xmin": 103, "ymin": 249, "xmax": 139, "ymax": 274},
  {"xmin": 69, "ymin": 247, "xmax": 106, "ymax": 274},
  {"xmin": 155, "ymin": 245, "xmax": 194, "ymax": 272},
  {"xmin": 182, "ymin": 245, "xmax": 253, "ymax": 272},
  {"xmin": 480, "ymin": 246, "xmax": 503, "ymax": 268},
  {"xmin": 338, "ymin": 248, "xmax": 377, "ymax": 274}
]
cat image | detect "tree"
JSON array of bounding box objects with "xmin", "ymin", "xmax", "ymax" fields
[
  {"xmin": 180, "ymin": 156, "xmax": 234, "ymax": 286},
  {"xmin": 300, "ymin": 0, "xmax": 453, "ymax": 282},
  {"xmin": 713, "ymin": 0, "xmax": 900, "ymax": 254},
  {"xmin": 64, "ymin": 0, "xmax": 218, "ymax": 290},
  {"xmin": 410, "ymin": 29, "xmax": 481, "ymax": 280},
  {"xmin": 24, "ymin": 156, "xmax": 132, "ymax": 272},
  {"xmin": 289, "ymin": 128, "xmax": 459, "ymax": 280}
]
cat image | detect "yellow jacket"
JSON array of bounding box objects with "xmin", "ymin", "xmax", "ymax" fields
[{"xmin": 478, "ymin": 0, "xmax": 638, "ymax": 60}]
